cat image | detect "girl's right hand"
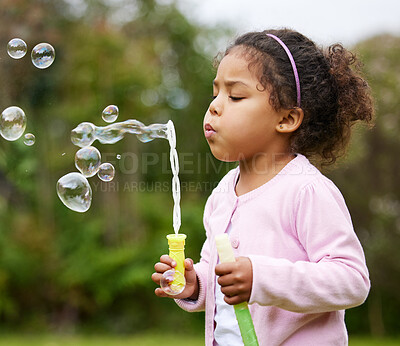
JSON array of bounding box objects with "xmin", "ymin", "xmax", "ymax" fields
[{"xmin": 152, "ymin": 255, "xmax": 199, "ymax": 300}]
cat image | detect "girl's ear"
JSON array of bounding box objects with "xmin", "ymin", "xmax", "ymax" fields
[{"xmin": 276, "ymin": 107, "xmax": 304, "ymax": 133}]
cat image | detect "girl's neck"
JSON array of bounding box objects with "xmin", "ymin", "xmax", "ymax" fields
[{"xmin": 235, "ymin": 152, "xmax": 295, "ymax": 197}]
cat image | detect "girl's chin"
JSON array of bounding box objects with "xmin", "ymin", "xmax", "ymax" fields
[{"xmin": 210, "ymin": 149, "xmax": 238, "ymax": 163}]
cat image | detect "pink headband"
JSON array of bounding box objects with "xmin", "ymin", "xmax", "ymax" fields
[{"xmin": 266, "ymin": 33, "xmax": 301, "ymax": 108}]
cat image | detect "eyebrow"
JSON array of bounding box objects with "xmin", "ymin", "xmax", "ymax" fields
[{"xmin": 213, "ymin": 80, "xmax": 250, "ymax": 88}]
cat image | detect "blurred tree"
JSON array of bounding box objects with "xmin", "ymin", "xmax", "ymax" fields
[{"xmin": 328, "ymin": 34, "xmax": 400, "ymax": 336}]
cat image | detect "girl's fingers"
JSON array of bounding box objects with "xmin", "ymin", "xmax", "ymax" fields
[
  {"xmin": 151, "ymin": 272, "xmax": 162, "ymax": 284},
  {"xmin": 184, "ymin": 258, "xmax": 194, "ymax": 269},
  {"xmin": 154, "ymin": 287, "xmax": 170, "ymax": 298},
  {"xmin": 223, "ymin": 294, "xmax": 243, "ymax": 306},
  {"xmin": 160, "ymin": 254, "xmax": 177, "ymax": 267},
  {"xmin": 220, "ymin": 284, "xmax": 237, "ymax": 297},
  {"xmin": 220, "ymin": 285, "xmax": 248, "ymax": 305},
  {"xmin": 215, "ymin": 262, "xmax": 234, "ymax": 276},
  {"xmin": 217, "ymin": 273, "xmax": 234, "ymax": 287},
  {"xmin": 154, "ymin": 262, "xmax": 173, "ymax": 273}
]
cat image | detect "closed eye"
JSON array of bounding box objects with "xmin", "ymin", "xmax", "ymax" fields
[{"xmin": 230, "ymin": 96, "xmax": 244, "ymax": 101}]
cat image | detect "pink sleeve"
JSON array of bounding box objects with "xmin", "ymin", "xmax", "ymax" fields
[
  {"xmin": 175, "ymin": 194, "xmax": 214, "ymax": 312},
  {"xmin": 248, "ymin": 178, "xmax": 370, "ymax": 313}
]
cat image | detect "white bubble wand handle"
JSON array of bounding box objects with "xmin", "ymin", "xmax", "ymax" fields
[{"xmin": 215, "ymin": 234, "xmax": 259, "ymax": 346}]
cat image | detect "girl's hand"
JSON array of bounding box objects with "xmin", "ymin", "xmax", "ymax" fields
[
  {"xmin": 152, "ymin": 255, "xmax": 199, "ymax": 300},
  {"xmin": 215, "ymin": 256, "xmax": 253, "ymax": 305}
]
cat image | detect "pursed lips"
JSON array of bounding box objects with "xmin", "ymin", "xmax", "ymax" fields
[{"xmin": 204, "ymin": 123, "xmax": 216, "ymax": 138}]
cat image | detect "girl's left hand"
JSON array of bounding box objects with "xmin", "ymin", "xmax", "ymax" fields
[{"xmin": 215, "ymin": 256, "xmax": 253, "ymax": 305}]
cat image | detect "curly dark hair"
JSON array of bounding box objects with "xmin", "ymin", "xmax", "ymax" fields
[{"xmin": 221, "ymin": 29, "xmax": 374, "ymax": 164}]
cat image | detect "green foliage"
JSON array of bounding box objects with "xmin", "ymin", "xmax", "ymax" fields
[{"xmin": 328, "ymin": 35, "xmax": 400, "ymax": 336}]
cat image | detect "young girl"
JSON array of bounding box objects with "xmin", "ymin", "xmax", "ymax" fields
[{"xmin": 152, "ymin": 29, "xmax": 373, "ymax": 345}]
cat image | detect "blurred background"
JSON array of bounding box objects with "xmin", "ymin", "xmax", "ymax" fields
[{"xmin": 0, "ymin": 0, "xmax": 399, "ymax": 344}]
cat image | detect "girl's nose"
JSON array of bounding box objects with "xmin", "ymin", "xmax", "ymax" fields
[{"xmin": 209, "ymin": 98, "xmax": 221, "ymax": 116}]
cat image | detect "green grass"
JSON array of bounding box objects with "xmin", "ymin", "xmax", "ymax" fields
[
  {"xmin": 0, "ymin": 334, "xmax": 398, "ymax": 345},
  {"xmin": 0, "ymin": 334, "xmax": 203, "ymax": 346},
  {"xmin": 349, "ymin": 336, "xmax": 400, "ymax": 345}
]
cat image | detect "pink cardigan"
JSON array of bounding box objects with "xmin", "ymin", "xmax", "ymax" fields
[{"xmin": 176, "ymin": 154, "xmax": 370, "ymax": 346}]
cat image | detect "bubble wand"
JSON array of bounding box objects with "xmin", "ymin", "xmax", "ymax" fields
[{"xmin": 215, "ymin": 234, "xmax": 259, "ymax": 346}]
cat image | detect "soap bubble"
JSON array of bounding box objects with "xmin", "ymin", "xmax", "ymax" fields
[
  {"xmin": 56, "ymin": 172, "xmax": 92, "ymax": 213},
  {"xmin": 31, "ymin": 43, "xmax": 55, "ymax": 69},
  {"xmin": 102, "ymin": 105, "xmax": 119, "ymax": 123},
  {"xmin": 70, "ymin": 120, "xmax": 170, "ymax": 148},
  {"xmin": 160, "ymin": 269, "xmax": 186, "ymax": 296},
  {"xmin": 24, "ymin": 133, "xmax": 35, "ymax": 146},
  {"xmin": 7, "ymin": 38, "xmax": 27, "ymax": 59},
  {"xmin": 0, "ymin": 106, "xmax": 27, "ymax": 141},
  {"xmin": 97, "ymin": 163, "xmax": 115, "ymax": 182},
  {"xmin": 71, "ymin": 122, "xmax": 96, "ymax": 147},
  {"xmin": 75, "ymin": 146, "xmax": 101, "ymax": 177},
  {"xmin": 136, "ymin": 132, "xmax": 153, "ymax": 143}
]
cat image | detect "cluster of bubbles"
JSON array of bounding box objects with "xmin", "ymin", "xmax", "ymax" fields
[
  {"xmin": 7, "ymin": 36, "xmax": 184, "ymax": 294},
  {"xmin": 57, "ymin": 110, "xmax": 183, "ymax": 292},
  {"xmin": 1, "ymin": 38, "xmax": 55, "ymax": 145},
  {"xmin": 56, "ymin": 105, "xmax": 181, "ymax": 232},
  {"xmin": 70, "ymin": 119, "xmax": 169, "ymax": 148},
  {"xmin": 7, "ymin": 38, "xmax": 55, "ymax": 69},
  {"xmin": 73, "ymin": 144, "xmax": 116, "ymax": 183},
  {"xmin": 57, "ymin": 105, "xmax": 119, "ymax": 213}
]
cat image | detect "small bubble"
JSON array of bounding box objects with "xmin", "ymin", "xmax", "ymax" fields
[
  {"xmin": 7, "ymin": 38, "xmax": 27, "ymax": 59},
  {"xmin": 97, "ymin": 163, "xmax": 115, "ymax": 182},
  {"xmin": 56, "ymin": 172, "xmax": 92, "ymax": 213},
  {"xmin": 0, "ymin": 106, "xmax": 27, "ymax": 141},
  {"xmin": 75, "ymin": 146, "xmax": 101, "ymax": 177},
  {"xmin": 23, "ymin": 133, "xmax": 35, "ymax": 146},
  {"xmin": 160, "ymin": 269, "xmax": 185, "ymax": 295},
  {"xmin": 102, "ymin": 105, "xmax": 119, "ymax": 123},
  {"xmin": 62, "ymin": 152, "xmax": 66, "ymax": 156},
  {"xmin": 31, "ymin": 43, "xmax": 55, "ymax": 69},
  {"xmin": 116, "ymin": 154, "xmax": 121, "ymax": 159}
]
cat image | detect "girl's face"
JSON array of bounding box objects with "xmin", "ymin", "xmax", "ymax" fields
[{"xmin": 204, "ymin": 48, "xmax": 286, "ymax": 162}]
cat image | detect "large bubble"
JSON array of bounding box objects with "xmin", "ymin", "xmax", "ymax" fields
[
  {"xmin": 0, "ymin": 106, "xmax": 27, "ymax": 141},
  {"xmin": 56, "ymin": 172, "xmax": 92, "ymax": 213},
  {"xmin": 7, "ymin": 38, "xmax": 27, "ymax": 59},
  {"xmin": 75, "ymin": 146, "xmax": 101, "ymax": 177},
  {"xmin": 31, "ymin": 43, "xmax": 55, "ymax": 69}
]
